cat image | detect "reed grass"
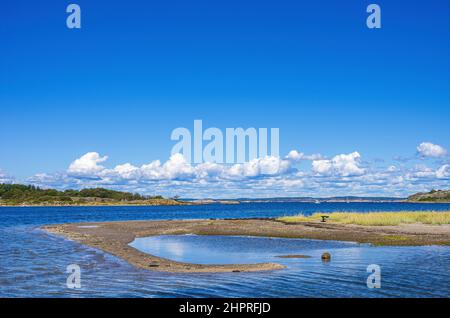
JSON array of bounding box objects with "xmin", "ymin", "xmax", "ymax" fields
[{"xmin": 278, "ymin": 211, "xmax": 450, "ymax": 226}]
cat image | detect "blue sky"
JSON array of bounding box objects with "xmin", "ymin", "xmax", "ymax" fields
[{"xmin": 1, "ymin": 0, "xmax": 449, "ymax": 198}]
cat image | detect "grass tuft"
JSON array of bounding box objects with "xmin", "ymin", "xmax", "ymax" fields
[{"xmin": 278, "ymin": 211, "xmax": 450, "ymax": 226}]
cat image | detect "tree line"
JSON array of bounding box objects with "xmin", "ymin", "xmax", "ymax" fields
[{"xmin": 0, "ymin": 184, "xmax": 163, "ymax": 205}]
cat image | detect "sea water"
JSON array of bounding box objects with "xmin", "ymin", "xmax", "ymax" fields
[{"xmin": 0, "ymin": 202, "xmax": 449, "ymax": 297}]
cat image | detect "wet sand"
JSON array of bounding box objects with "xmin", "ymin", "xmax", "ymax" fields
[{"xmin": 43, "ymin": 219, "xmax": 450, "ymax": 273}]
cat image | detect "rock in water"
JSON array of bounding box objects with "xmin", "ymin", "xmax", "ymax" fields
[{"xmin": 321, "ymin": 252, "xmax": 331, "ymax": 261}]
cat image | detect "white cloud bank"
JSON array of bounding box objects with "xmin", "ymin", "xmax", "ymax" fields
[
  {"xmin": 22, "ymin": 142, "xmax": 449, "ymax": 198},
  {"xmin": 417, "ymin": 142, "xmax": 447, "ymax": 158},
  {"xmin": 66, "ymin": 152, "xmax": 292, "ymax": 182}
]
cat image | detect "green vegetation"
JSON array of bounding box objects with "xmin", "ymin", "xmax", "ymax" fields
[
  {"xmin": 0, "ymin": 184, "xmax": 180, "ymax": 206},
  {"xmin": 407, "ymin": 189, "xmax": 450, "ymax": 202},
  {"xmin": 278, "ymin": 212, "xmax": 450, "ymax": 226}
]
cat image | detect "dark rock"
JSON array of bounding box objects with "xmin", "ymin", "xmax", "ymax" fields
[{"xmin": 148, "ymin": 262, "xmax": 160, "ymax": 267}]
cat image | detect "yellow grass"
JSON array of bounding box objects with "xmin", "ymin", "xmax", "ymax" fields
[{"xmin": 278, "ymin": 211, "xmax": 450, "ymax": 226}]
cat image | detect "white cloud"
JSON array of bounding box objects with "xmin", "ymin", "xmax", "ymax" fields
[
  {"xmin": 79, "ymin": 153, "xmax": 294, "ymax": 182},
  {"xmin": 285, "ymin": 150, "xmax": 303, "ymax": 162},
  {"xmin": 140, "ymin": 160, "xmax": 163, "ymax": 180},
  {"xmin": 0, "ymin": 169, "xmax": 15, "ymax": 184},
  {"xmin": 225, "ymin": 156, "xmax": 291, "ymax": 178},
  {"xmin": 312, "ymin": 152, "xmax": 365, "ymax": 177},
  {"xmin": 112, "ymin": 163, "xmax": 141, "ymax": 180},
  {"xmin": 285, "ymin": 150, "xmax": 322, "ymax": 162},
  {"xmin": 436, "ymin": 165, "xmax": 450, "ymax": 179},
  {"xmin": 68, "ymin": 152, "xmax": 108, "ymax": 176},
  {"xmin": 408, "ymin": 164, "xmax": 450, "ymax": 180},
  {"xmin": 28, "ymin": 151, "xmax": 299, "ymax": 196},
  {"xmin": 411, "ymin": 164, "xmax": 436, "ymax": 178},
  {"xmin": 159, "ymin": 153, "xmax": 196, "ymax": 180},
  {"xmin": 195, "ymin": 162, "xmax": 224, "ymax": 179},
  {"xmin": 312, "ymin": 159, "xmax": 332, "ymax": 175},
  {"xmin": 140, "ymin": 153, "xmax": 196, "ymax": 180},
  {"xmin": 26, "ymin": 148, "xmax": 450, "ymax": 198},
  {"xmin": 417, "ymin": 142, "xmax": 447, "ymax": 158}
]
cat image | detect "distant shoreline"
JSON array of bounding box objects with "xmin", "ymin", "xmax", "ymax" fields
[
  {"xmin": 3, "ymin": 200, "xmax": 450, "ymax": 207},
  {"xmin": 0, "ymin": 201, "xmax": 192, "ymax": 207},
  {"xmin": 3, "ymin": 183, "xmax": 449, "ymax": 206}
]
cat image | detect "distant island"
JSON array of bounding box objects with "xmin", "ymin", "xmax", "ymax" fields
[
  {"xmin": 407, "ymin": 189, "xmax": 450, "ymax": 203},
  {"xmin": 0, "ymin": 184, "xmax": 187, "ymax": 206},
  {"xmin": 233, "ymin": 196, "xmax": 403, "ymax": 203},
  {"xmin": 185, "ymin": 192, "xmax": 450, "ymax": 204}
]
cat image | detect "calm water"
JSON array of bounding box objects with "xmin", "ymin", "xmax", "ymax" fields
[{"xmin": 1, "ymin": 202, "xmax": 449, "ymax": 297}]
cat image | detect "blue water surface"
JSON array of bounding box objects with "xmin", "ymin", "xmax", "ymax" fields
[{"xmin": 0, "ymin": 202, "xmax": 449, "ymax": 297}]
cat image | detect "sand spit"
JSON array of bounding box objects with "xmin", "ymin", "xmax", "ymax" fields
[{"xmin": 43, "ymin": 218, "xmax": 450, "ymax": 273}]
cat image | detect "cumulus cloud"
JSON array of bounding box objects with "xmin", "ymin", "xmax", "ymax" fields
[
  {"xmin": 285, "ymin": 150, "xmax": 303, "ymax": 162},
  {"xmin": 411, "ymin": 164, "xmax": 436, "ymax": 178},
  {"xmin": 52, "ymin": 152, "xmax": 295, "ymax": 186},
  {"xmin": 112, "ymin": 163, "xmax": 141, "ymax": 180},
  {"xmin": 417, "ymin": 142, "xmax": 447, "ymax": 158},
  {"xmin": 140, "ymin": 153, "xmax": 196, "ymax": 180},
  {"xmin": 225, "ymin": 156, "xmax": 292, "ymax": 179},
  {"xmin": 285, "ymin": 150, "xmax": 322, "ymax": 162},
  {"xmin": 68, "ymin": 152, "xmax": 108, "ymax": 176},
  {"xmin": 26, "ymin": 151, "xmax": 304, "ymax": 197},
  {"xmin": 312, "ymin": 152, "xmax": 365, "ymax": 177},
  {"xmin": 404, "ymin": 163, "xmax": 450, "ymax": 181}
]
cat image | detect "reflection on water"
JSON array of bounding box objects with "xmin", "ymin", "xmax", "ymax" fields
[{"xmin": 1, "ymin": 203, "xmax": 450, "ymax": 297}]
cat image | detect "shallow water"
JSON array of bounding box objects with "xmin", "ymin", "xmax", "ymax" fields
[
  {"xmin": 1, "ymin": 202, "xmax": 449, "ymax": 297},
  {"xmin": 130, "ymin": 235, "xmax": 363, "ymax": 265},
  {"xmin": 130, "ymin": 235, "xmax": 450, "ymax": 297}
]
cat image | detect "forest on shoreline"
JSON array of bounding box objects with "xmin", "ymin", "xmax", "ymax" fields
[{"xmin": 0, "ymin": 184, "xmax": 184, "ymax": 206}]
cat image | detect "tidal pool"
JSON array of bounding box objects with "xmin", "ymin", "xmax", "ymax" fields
[
  {"xmin": 129, "ymin": 234, "xmax": 450, "ymax": 297},
  {"xmin": 129, "ymin": 234, "xmax": 361, "ymax": 265}
]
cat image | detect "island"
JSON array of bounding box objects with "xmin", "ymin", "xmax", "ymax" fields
[
  {"xmin": 407, "ymin": 189, "xmax": 450, "ymax": 203},
  {"xmin": 0, "ymin": 184, "xmax": 187, "ymax": 206}
]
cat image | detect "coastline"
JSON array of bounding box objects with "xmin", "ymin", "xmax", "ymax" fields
[
  {"xmin": 3, "ymin": 200, "xmax": 450, "ymax": 207},
  {"xmin": 43, "ymin": 218, "xmax": 450, "ymax": 273},
  {"xmin": 0, "ymin": 201, "xmax": 193, "ymax": 207}
]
